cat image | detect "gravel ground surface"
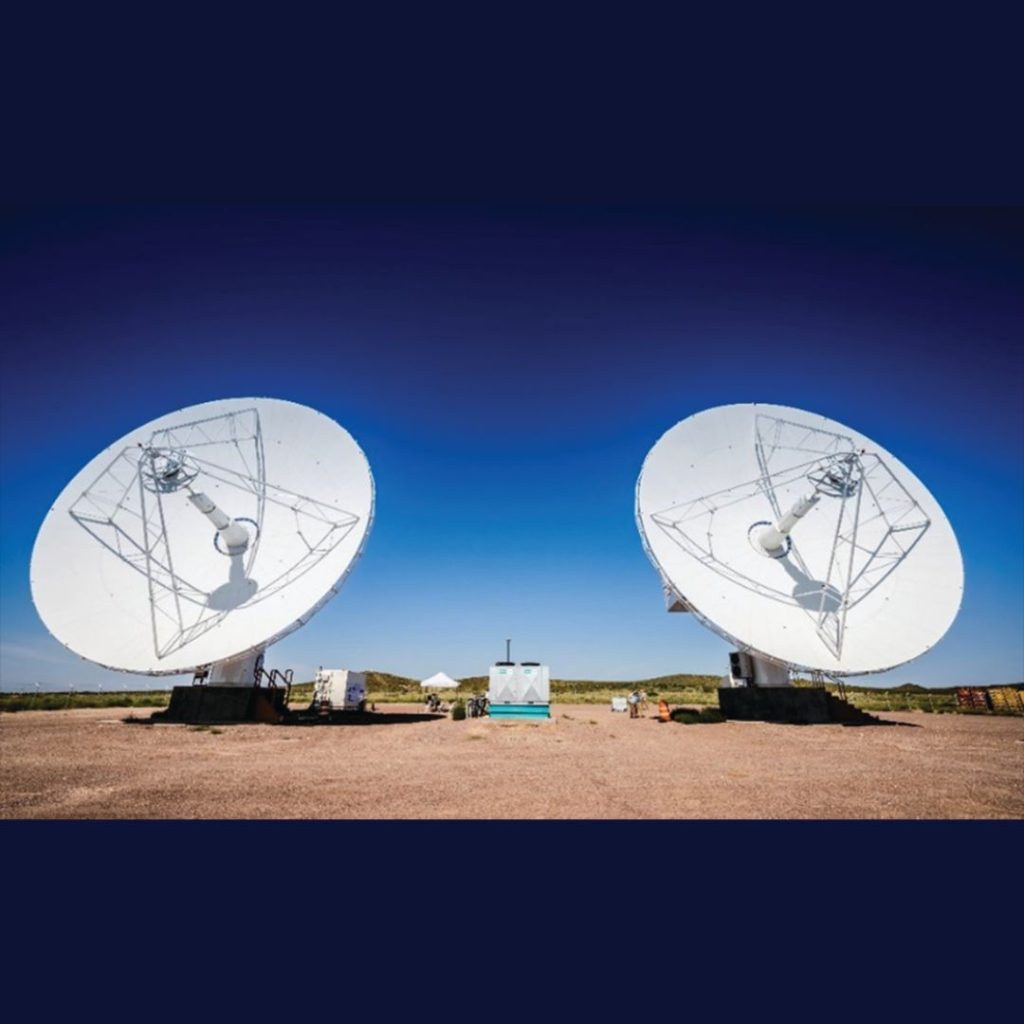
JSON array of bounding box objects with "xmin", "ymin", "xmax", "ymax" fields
[{"xmin": 2, "ymin": 703, "xmax": 1022, "ymax": 818}]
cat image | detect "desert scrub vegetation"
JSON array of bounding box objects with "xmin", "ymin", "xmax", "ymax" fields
[
  {"xmin": 6, "ymin": 674, "xmax": 1017, "ymax": 717},
  {"xmin": 0, "ymin": 690, "xmax": 170, "ymax": 713},
  {"xmin": 354, "ymin": 673, "xmax": 724, "ymax": 706}
]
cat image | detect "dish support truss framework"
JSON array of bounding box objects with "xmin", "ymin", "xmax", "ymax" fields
[
  {"xmin": 66, "ymin": 408, "xmax": 362, "ymax": 664},
  {"xmin": 647, "ymin": 414, "xmax": 932, "ymax": 665}
]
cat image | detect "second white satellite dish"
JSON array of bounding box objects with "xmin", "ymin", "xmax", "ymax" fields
[
  {"xmin": 636, "ymin": 403, "xmax": 963, "ymax": 675},
  {"xmin": 31, "ymin": 398, "xmax": 374, "ymax": 675}
]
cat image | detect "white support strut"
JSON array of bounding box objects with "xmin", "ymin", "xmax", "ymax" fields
[
  {"xmin": 187, "ymin": 491, "xmax": 251, "ymax": 555},
  {"xmin": 758, "ymin": 491, "xmax": 821, "ymax": 555}
]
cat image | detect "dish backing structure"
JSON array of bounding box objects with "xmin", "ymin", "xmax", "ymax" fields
[
  {"xmin": 636, "ymin": 403, "xmax": 963, "ymax": 722},
  {"xmin": 31, "ymin": 397, "xmax": 374, "ymax": 721}
]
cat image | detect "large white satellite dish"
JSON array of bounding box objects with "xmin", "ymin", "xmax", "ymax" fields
[
  {"xmin": 31, "ymin": 398, "xmax": 374, "ymax": 680},
  {"xmin": 636, "ymin": 403, "xmax": 963, "ymax": 677}
]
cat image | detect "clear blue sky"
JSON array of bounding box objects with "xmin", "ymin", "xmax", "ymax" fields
[{"xmin": 2, "ymin": 205, "xmax": 1021, "ymax": 690}]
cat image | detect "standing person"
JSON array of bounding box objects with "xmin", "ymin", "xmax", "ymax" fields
[
  {"xmin": 628, "ymin": 690, "xmax": 639, "ymax": 719},
  {"xmin": 639, "ymin": 690, "xmax": 649, "ymax": 714}
]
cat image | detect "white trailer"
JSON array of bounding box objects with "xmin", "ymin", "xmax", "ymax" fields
[{"xmin": 314, "ymin": 669, "xmax": 368, "ymax": 712}]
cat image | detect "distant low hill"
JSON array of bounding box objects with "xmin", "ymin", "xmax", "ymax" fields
[
  {"xmin": 359, "ymin": 671, "xmax": 722, "ymax": 694},
  {"xmin": 365, "ymin": 672, "xmax": 1024, "ymax": 695}
]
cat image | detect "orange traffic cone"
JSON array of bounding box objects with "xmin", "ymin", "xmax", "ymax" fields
[{"xmin": 658, "ymin": 699, "xmax": 670, "ymax": 723}]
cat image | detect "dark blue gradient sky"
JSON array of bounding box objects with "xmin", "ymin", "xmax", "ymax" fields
[{"xmin": 2, "ymin": 205, "xmax": 1021, "ymax": 689}]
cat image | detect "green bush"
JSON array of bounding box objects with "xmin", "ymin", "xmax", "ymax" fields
[{"xmin": 451, "ymin": 699, "xmax": 466, "ymax": 721}]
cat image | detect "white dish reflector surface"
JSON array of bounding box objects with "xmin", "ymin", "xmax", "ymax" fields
[
  {"xmin": 636, "ymin": 404, "xmax": 963, "ymax": 675},
  {"xmin": 31, "ymin": 398, "xmax": 374, "ymax": 674}
]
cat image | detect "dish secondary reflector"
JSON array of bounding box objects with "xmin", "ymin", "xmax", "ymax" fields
[
  {"xmin": 636, "ymin": 403, "xmax": 963, "ymax": 676},
  {"xmin": 31, "ymin": 398, "xmax": 374, "ymax": 675}
]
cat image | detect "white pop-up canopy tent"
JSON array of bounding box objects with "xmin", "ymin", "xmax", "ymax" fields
[{"xmin": 420, "ymin": 671, "xmax": 460, "ymax": 689}]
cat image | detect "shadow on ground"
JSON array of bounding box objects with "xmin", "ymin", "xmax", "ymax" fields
[
  {"xmin": 841, "ymin": 716, "xmax": 921, "ymax": 728},
  {"xmin": 120, "ymin": 710, "xmax": 448, "ymax": 727},
  {"xmin": 286, "ymin": 709, "xmax": 446, "ymax": 726}
]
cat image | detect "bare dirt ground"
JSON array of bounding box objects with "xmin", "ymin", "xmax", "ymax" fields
[{"xmin": 2, "ymin": 703, "xmax": 1022, "ymax": 818}]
